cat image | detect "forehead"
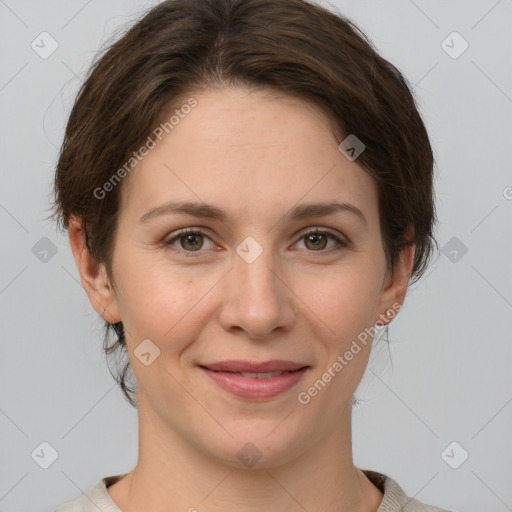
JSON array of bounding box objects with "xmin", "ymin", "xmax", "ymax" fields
[{"xmin": 118, "ymin": 87, "xmax": 378, "ymax": 225}]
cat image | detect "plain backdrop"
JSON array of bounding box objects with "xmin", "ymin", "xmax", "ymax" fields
[{"xmin": 0, "ymin": 1, "xmax": 511, "ymax": 511}]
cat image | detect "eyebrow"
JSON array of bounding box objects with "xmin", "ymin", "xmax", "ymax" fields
[{"xmin": 139, "ymin": 200, "xmax": 367, "ymax": 226}]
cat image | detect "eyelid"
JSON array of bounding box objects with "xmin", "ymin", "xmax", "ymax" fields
[
  {"xmin": 293, "ymin": 227, "xmax": 348, "ymax": 253},
  {"xmin": 165, "ymin": 227, "xmax": 216, "ymax": 257},
  {"xmin": 296, "ymin": 226, "xmax": 348, "ymax": 244},
  {"xmin": 165, "ymin": 226, "xmax": 348, "ymax": 257}
]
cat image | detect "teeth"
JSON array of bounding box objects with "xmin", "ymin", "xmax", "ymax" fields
[{"xmin": 240, "ymin": 371, "xmax": 285, "ymax": 379}]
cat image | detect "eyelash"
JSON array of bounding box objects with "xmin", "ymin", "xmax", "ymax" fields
[{"xmin": 165, "ymin": 227, "xmax": 348, "ymax": 258}]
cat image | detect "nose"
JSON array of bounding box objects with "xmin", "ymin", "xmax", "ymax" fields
[{"xmin": 218, "ymin": 246, "xmax": 296, "ymax": 340}]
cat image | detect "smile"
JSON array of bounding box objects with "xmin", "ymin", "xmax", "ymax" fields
[{"xmin": 198, "ymin": 363, "xmax": 310, "ymax": 400}]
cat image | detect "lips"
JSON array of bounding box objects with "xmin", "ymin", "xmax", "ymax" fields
[
  {"xmin": 199, "ymin": 363, "xmax": 310, "ymax": 401},
  {"xmin": 199, "ymin": 360, "xmax": 309, "ymax": 373},
  {"xmin": 198, "ymin": 360, "xmax": 310, "ymax": 399}
]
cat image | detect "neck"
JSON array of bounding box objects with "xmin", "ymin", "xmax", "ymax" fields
[{"xmin": 108, "ymin": 400, "xmax": 383, "ymax": 512}]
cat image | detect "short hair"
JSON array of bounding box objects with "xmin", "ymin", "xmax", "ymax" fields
[{"xmin": 52, "ymin": 0, "xmax": 437, "ymax": 407}]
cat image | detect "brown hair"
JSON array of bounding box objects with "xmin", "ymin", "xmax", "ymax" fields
[{"xmin": 52, "ymin": 0, "xmax": 437, "ymax": 407}]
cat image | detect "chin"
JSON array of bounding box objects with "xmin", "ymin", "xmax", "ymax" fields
[{"xmin": 196, "ymin": 421, "xmax": 312, "ymax": 470}]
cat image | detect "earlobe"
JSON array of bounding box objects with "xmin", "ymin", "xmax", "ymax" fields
[{"xmin": 68, "ymin": 216, "xmax": 121, "ymax": 324}]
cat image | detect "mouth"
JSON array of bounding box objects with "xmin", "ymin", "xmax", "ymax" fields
[
  {"xmin": 199, "ymin": 359, "xmax": 309, "ymax": 373},
  {"xmin": 198, "ymin": 361, "xmax": 310, "ymax": 400},
  {"xmin": 200, "ymin": 367, "xmax": 303, "ymax": 378}
]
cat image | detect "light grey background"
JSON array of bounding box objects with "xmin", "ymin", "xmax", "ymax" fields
[{"xmin": 1, "ymin": 1, "xmax": 511, "ymax": 511}]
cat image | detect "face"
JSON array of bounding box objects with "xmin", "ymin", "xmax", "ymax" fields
[{"xmin": 78, "ymin": 86, "xmax": 410, "ymax": 468}]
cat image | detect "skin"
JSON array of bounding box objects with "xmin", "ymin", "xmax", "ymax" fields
[{"xmin": 69, "ymin": 86, "xmax": 414, "ymax": 512}]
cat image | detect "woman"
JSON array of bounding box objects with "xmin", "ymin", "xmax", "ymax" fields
[{"xmin": 53, "ymin": 0, "xmax": 452, "ymax": 510}]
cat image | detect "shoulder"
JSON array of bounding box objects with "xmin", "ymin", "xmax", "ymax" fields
[
  {"xmin": 54, "ymin": 498, "xmax": 85, "ymax": 512},
  {"xmin": 53, "ymin": 474, "xmax": 126, "ymax": 512},
  {"xmin": 362, "ymin": 469, "xmax": 456, "ymax": 512}
]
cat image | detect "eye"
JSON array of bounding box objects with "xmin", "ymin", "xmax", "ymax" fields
[
  {"xmin": 165, "ymin": 228, "xmax": 215, "ymax": 256},
  {"xmin": 165, "ymin": 227, "xmax": 348, "ymax": 258},
  {"xmin": 294, "ymin": 228, "xmax": 347, "ymax": 253}
]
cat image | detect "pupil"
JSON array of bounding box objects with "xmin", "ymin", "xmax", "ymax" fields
[
  {"xmin": 307, "ymin": 233, "xmax": 326, "ymax": 250},
  {"xmin": 183, "ymin": 234, "xmax": 202, "ymax": 250}
]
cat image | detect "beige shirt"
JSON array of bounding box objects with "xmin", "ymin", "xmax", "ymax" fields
[{"xmin": 54, "ymin": 469, "xmax": 453, "ymax": 511}]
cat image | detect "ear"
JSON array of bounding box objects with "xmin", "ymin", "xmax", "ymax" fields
[
  {"xmin": 374, "ymin": 240, "xmax": 415, "ymax": 327},
  {"xmin": 68, "ymin": 216, "xmax": 121, "ymax": 324}
]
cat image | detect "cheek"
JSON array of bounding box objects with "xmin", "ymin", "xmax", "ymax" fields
[
  {"xmin": 294, "ymin": 260, "xmax": 383, "ymax": 345},
  {"xmin": 112, "ymin": 234, "xmax": 385, "ymax": 352},
  {"xmin": 113, "ymin": 254, "xmax": 216, "ymax": 342}
]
